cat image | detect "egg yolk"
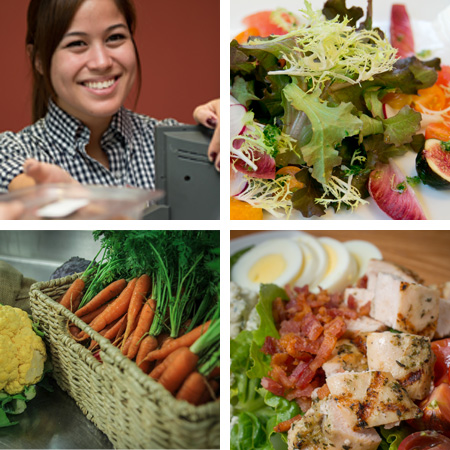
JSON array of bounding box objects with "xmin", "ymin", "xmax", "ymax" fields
[
  {"xmin": 249, "ymin": 254, "xmax": 286, "ymax": 283},
  {"xmin": 322, "ymin": 243, "xmax": 337, "ymax": 277}
]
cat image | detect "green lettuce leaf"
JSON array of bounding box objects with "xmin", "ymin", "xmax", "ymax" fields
[
  {"xmin": 382, "ymin": 106, "xmax": 422, "ymax": 146},
  {"xmin": 283, "ymin": 83, "xmax": 363, "ymax": 184},
  {"xmin": 378, "ymin": 424, "xmax": 412, "ymax": 450}
]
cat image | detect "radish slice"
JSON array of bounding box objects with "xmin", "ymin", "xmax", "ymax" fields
[
  {"xmin": 230, "ymin": 103, "xmax": 247, "ymax": 138},
  {"xmin": 230, "ymin": 167, "xmax": 248, "ymax": 196},
  {"xmin": 231, "ymin": 95, "xmax": 240, "ymax": 105},
  {"xmin": 368, "ymin": 160, "xmax": 427, "ymax": 220},
  {"xmin": 383, "ymin": 103, "xmax": 398, "ymax": 119}
]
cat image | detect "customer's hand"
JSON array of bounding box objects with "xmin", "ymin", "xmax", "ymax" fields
[{"xmin": 193, "ymin": 99, "xmax": 220, "ymax": 171}]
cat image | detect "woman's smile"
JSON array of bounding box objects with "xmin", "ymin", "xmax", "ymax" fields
[{"xmin": 80, "ymin": 75, "xmax": 121, "ymax": 95}]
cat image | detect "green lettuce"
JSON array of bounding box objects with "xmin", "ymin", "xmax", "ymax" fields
[{"xmin": 231, "ymin": 284, "xmax": 300, "ymax": 450}]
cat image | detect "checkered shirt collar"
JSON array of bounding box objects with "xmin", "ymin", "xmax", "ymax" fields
[{"xmin": 44, "ymin": 100, "xmax": 134, "ymax": 152}]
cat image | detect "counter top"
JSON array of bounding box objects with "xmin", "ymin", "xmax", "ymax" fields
[{"xmin": 0, "ymin": 383, "xmax": 113, "ymax": 449}]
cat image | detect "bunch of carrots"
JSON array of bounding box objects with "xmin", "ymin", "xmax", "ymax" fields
[{"xmin": 56, "ymin": 231, "xmax": 220, "ymax": 405}]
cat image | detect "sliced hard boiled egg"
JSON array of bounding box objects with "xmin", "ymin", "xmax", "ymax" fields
[
  {"xmin": 231, "ymin": 238, "xmax": 303, "ymax": 293},
  {"xmin": 344, "ymin": 240, "xmax": 383, "ymax": 279},
  {"xmin": 315, "ymin": 237, "xmax": 358, "ymax": 293},
  {"xmin": 293, "ymin": 234, "xmax": 328, "ymax": 290}
]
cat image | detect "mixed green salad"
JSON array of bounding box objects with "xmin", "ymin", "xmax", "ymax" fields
[{"xmin": 230, "ymin": 0, "xmax": 442, "ymax": 219}]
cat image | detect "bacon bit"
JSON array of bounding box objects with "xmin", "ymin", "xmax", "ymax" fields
[
  {"xmin": 359, "ymin": 301, "xmax": 371, "ymax": 316},
  {"xmin": 273, "ymin": 297, "xmax": 287, "ymax": 324},
  {"xmin": 286, "ymin": 378, "xmax": 321, "ymax": 400},
  {"xmin": 347, "ymin": 294, "xmax": 358, "ymax": 310},
  {"xmin": 271, "ymin": 364, "xmax": 293, "ymax": 390},
  {"xmin": 262, "ymin": 336, "xmax": 279, "ymax": 355},
  {"xmin": 295, "ymin": 365, "xmax": 316, "ymax": 389},
  {"xmin": 310, "ymin": 334, "xmax": 338, "ymax": 372},
  {"xmin": 301, "ymin": 313, "xmax": 324, "ymax": 341},
  {"xmin": 357, "ymin": 275, "xmax": 368, "ymax": 289},
  {"xmin": 271, "ymin": 352, "xmax": 291, "ymax": 367},
  {"xmin": 274, "ymin": 413, "xmax": 303, "ymax": 433},
  {"xmin": 279, "ymin": 333, "xmax": 322, "ymax": 356},
  {"xmin": 316, "ymin": 383, "xmax": 330, "ymax": 400},
  {"xmin": 279, "ymin": 319, "xmax": 302, "ymax": 336},
  {"xmin": 261, "ymin": 377, "xmax": 284, "ymax": 396},
  {"xmin": 324, "ymin": 316, "xmax": 347, "ymax": 339},
  {"xmin": 292, "ymin": 303, "xmax": 312, "ymax": 321},
  {"xmin": 327, "ymin": 307, "xmax": 359, "ymax": 320}
]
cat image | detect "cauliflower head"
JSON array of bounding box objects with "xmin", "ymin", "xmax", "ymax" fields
[{"xmin": 0, "ymin": 305, "xmax": 47, "ymax": 395}]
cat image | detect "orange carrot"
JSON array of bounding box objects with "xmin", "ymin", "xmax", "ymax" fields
[
  {"xmin": 122, "ymin": 329, "xmax": 136, "ymax": 355},
  {"xmin": 122, "ymin": 274, "xmax": 151, "ymax": 345},
  {"xmin": 198, "ymin": 379, "xmax": 219, "ymax": 405},
  {"xmin": 143, "ymin": 321, "xmax": 211, "ymax": 363},
  {"xmin": 79, "ymin": 303, "xmax": 109, "ymax": 324},
  {"xmin": 60, "ymin": 278, "xmax": 85, "ymax": 311},
  {"xmin": 77, "ymin": 278, "xmax": 136, "ymax": 340},
  {"xmin": 149, "ymin": 347, "xmax": 185, "ymax": 380},
  {"xmin": 127, "ymin": 298, "xmax": 156, "ymax": 359},
  {"xmin": 103, "ymin": 314, "xmax": 127, "ymax": 341},
  {"xmin": 136, "ymin": 335, "xmax": 158, "ymax": 373},
  {"xmin": 158, "ymin": 346, "xmax": 199, "ymax": 394},
  {"xmin": 75, "ymin": 278, "xmax": 127, "ymax": 317},
  {"xmin": 175, "ymin": 371, "xmax": 207, "ymax": 405}
]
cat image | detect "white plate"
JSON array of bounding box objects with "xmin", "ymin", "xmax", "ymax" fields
[{"xmin": 231, "ymin": 0, "xmax": 450, "ymax": 220}]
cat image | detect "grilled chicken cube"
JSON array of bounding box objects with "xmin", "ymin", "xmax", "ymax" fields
[
  {"xmin": 288, "ymin": 396, "xmax": 381, "ymax": 450},
  {"xmin": 436, "ymin": 297, "xmax": 450, "ymax": 339},
  {"xmin": 365, "ymin": 259, "xmax": 423, "ymax": 291},
  {"xmin": 370, "ymin": 272, "xmax": 439, "ymax": 337},
  {"xmin": 322, "ymin": 339, "xmax": 368, "ymax": 377},
  {"xmin": 366, "ymin": 332, "xmax": 435, "ymax": 400},
  {"xmin": 327, "ymin": 370, "xmax": 422, "ymax": 428},
  {"xmin": 345, "ymin": 316, "xmax": 387, "ymax": 337}
]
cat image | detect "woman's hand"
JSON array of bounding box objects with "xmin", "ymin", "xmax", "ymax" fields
[
  {"xmin": 8, "ymin": 159, "xmax": 79, "ymax": 191},
  {"xmin": 193, "ymin": 99, "xmax": 220, "ymax": 171}
]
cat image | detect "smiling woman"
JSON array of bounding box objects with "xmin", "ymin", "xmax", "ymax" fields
[{"xmin": 0, "ymin": 0, "xmax": 219, "ymax": 201}]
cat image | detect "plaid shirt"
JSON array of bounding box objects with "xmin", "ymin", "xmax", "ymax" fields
[{"xmin": 0, "ymin": 101, "xmax": 179, "ymax": 193}]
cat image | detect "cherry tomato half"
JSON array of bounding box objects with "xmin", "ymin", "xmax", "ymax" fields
[
  {"xmin": 425, "ymin": 123, "xmax": 450, "ymax": 142},
  {"xmin": 413, "ymin": 84, "xmax": 447, "ymax": 113},
  {"xmin": 432, "ymin": 339, "xmax": 450, "ymax": 385},
  {"xmin": 398, "ymin": 431, "xmax": 450, "ymax": 450}
]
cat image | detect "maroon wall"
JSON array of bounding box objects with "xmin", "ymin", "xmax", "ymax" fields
[{"xmin": 0, "ymin": 0, "xmax": 220, "ymax": 132}]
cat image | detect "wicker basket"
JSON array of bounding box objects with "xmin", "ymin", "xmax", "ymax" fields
[{"xmin": 29, "ymin": 274, "xmax": 220, "ymax": 449}]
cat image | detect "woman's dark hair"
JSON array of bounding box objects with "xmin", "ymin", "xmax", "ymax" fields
[{"xmin": 26, "ymin": 0, "xmax": 142, "ymax": 122}]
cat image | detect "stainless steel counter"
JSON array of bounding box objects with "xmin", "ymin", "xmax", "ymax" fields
[{"xmin": 0, "ymin": 384, "xmax": 113, "ymax": 449}]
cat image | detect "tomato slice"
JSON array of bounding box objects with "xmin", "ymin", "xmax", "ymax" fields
[
  {"xmin": 398, "ymin": 431, "xmax": 450, "ymax": 450},
  {"xmin": 243, "ymin": 11, "xmax": 291, "ymax": 37},
  {"xmin": 432, "ymin": 339, "xmax": 450, "ymax": 385},
  {"xmin": 425, "ymin": 123, "xmax": 450, "ymax": 142},
  {"xmin": 234, "ymin": 27, "xmax": 260, "ymax": 44},
  {"xmin": 413, "ymin": 84, "xmax": 447, "ymax": 113},
  {"xmin": 437, "ymin": 65, "xmax": 450, "ymax": 88}
]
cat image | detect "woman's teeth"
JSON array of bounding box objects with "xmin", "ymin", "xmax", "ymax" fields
[{"xmin": 83, "ymin": 79, "xmax": 115, "ymax": 90}]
